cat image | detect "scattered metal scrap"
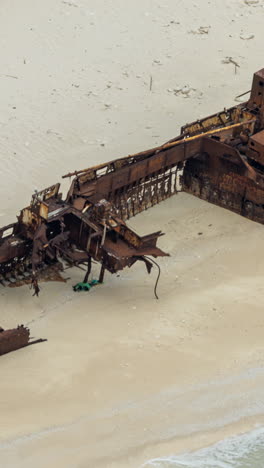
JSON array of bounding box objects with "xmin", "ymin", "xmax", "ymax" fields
[
  {"xmin": 0, "ymin": 183, "xmax": 167, "ymax": 296},
  {"xmin": 222, "ymin": 57, "xmax": 240, "ymax": 74},
  {"xmin": 0, "ymin": 325, "xmax": 46, "ymax": 356},
  {"xmin": 1, "ymin": 68, "xmax": 264, "ymax": 297}
]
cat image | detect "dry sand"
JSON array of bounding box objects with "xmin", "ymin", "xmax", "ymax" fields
[{"xmin": 1, "ymin": 0, "xmax": 264, "ymax": 467}]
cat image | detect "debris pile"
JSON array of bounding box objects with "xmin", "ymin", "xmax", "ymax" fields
[{"xmin": 1, "ymin": 68, "xmax": 264, "ymax": 299}]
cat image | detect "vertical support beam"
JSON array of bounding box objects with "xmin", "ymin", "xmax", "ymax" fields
[
  {"xmin": 140, "ymin": 176, "xmax": 146, "ymax": 211},
  {"xmin": 83, "ymin": 256, "xmax": 92, "ymax": 283},
  {"xmin": 99, "ymin": 264, "xmax": 105, "ymax": 283},
  {"xmin": 131, "ymin": 182, "xmax": 137, "ymax": 217},
  {"xmin": 119, "ymin": 188, "xmax": 124, "ymax": 219},
  {"xmin": 153, "ymin": 171, "xmax": 158, "ymax": 205},
  {"xmin": 174, "ymin": 166, "xmax": 178, "ymax": 193}
]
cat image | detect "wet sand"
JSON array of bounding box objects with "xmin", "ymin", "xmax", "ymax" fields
[{"xmin": 1, "ymin": 1, "xmax": 264, "ymax": 467}]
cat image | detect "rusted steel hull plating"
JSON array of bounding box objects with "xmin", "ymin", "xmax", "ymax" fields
[
  {"xmin": 0, "ymin": 325, "xmax": 46, "ymax": 355},
  {"xmin": 1, "ymin": 68, "xmax": 264, "ymax": 293}
]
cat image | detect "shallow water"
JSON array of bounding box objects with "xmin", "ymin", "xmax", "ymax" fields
[{"xmin": 142, "ymin": 427, "xmax": 264, "ymax": 468}]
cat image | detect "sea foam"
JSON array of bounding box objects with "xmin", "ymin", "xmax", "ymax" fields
[{"xmin": 142, "ymin": 426, "xmax": 264, "ymax": 468}]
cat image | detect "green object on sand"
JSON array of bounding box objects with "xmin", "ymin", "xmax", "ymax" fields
[{"xmin": 73, "ymin": 279, "xmax": 100, "ymax": 292}]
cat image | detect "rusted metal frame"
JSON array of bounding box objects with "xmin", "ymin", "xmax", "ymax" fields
[
  {"xmin": 140, "ymin": 178, "xmax": 147, "ymax": 212},
  {"xmin": 166, "ymin": 169, "xmax": 171, "ymax": 197},
  {"xmin": 133, "ymin": 179, "xmax": 141, "ymax": 215},
  {"xmin": 99, "ymin": 264, "xmax": 105, "ymax": 283},
  {"xmin": 121, "ymin": 186, "xmax": 128, "ymax": 220},
  {"xmin": 116, "ymin": 188, "xmax": 124, "ymax": 218},
  {"xmin": 126, "ymin": 183, "xmax": 134, "ymax": 219},
  {"xmin": 162, "ymin": 168, "xmax": 169, "ymax": 199},
  {"xmin": 130, "ymin": 182, "xmax": 138, "ymax": 217},
  {"xmin": 152, "ymin": 171, "xmax": 158, "ymax": 206},
  {"xmin": 156, "ymin": 170, "xmax": 162, "ymax": 203},
  {"xmin": 218, "ymin": 112, "xmax": 227, "ymax": 128},
  {"xmin": 131, "ymin": 178, "xmax": 142, "ymax": 216},
  {"xmin": 130, "ymin": 182, "xmax": 137, "ymax": 217},
  {"xmin": 144, "ymin": 175, "xmax": 150, "ymax": 210},
  {"xmin": 114, "ymin": 188, "xmax": 121, "ymax": 217},
  {"xmin": 147, "ymin": 174, "xmax": 154, "ymax": 207},
  {"xmin": 63, "ymin": 119, "xmax": 256, "ymax": 212},
  {"xmin": 113, "ymin": 186, "xmax": 122, "ymax": 217},
  {"xmin": 77, "ymin": 143, "xmax": 189, "ymax": 206},
  {"xmin": 83, "ymin": 256, "xmax": 92, "ymax": 283},
  {"xmin": 64, "ymin": 120, "xmax": 252, "ymax": 189},
  {"xmin": 156, "ymin": 170, "xmax": 162, "ymax": 204},
  {"xmin": 4, "ymin": 69, "xmax": 264, "ymax": 294},
  {"xmin": 174, "ymin": 165, "xmax": 179, "ymax": 193},
  {"xmin": 124, "ymin": 187, "xmax": 130, "ymax": 219},
  {"xmin": 86, "ymin": 229, "xmax": 101, "ymax": 252},
  {"xmin": 31, "ymin": 183, "xmax": 60, "ymax": 204},
  {"xmin": 124, "ymin": 185, "xmax": 132, "ymax": 218},
  {"xmin": 145, "ymin": 177, "xmax": 153, "ymax": 210},
  {"xmin": 147, "ymin": 176, "xmax": 155, "ymax": 210},
  {"xmin": 68, "ymin": 207, "xmax": 101, "ymax": 233},
  {"xmin": 0, "ymin": 223, "xmax": 15, "ymax": 237},
  {"xmin": 137, "ymin": 179, "xmax": 145, "ymax": 212},
  {"xmin": 169, "ymin": 165, "xmax": 177, "ymax": 196},
  {"xmin": 122, "ymin": 186, "xmax": 131, "ymax": 220},
  {"xmin": 160, "ymin": 167, "xmax": 168, "ymax": 201},
  {"xmin": 135, "ymin": 178, "xmax": 143, "ymax": 214},
  {"xmin": 153, "ymin": 171, "xmax": 161, "ymax": 201},
  {"xmin": 150, "ymin": 174, "xmax": 156, "ymax": 206},
  {"xmin": 160, "ymin": 168, "xmax": 167, "ymax": 200},
  {"xmin": 119, "ymin": 187, "xmax": 125, "ymax": 219},
  {"xmin": 163, "ymin": 166, "xmax": 173, "ymax": 199},
  {"xmin": 140, "ymin": 158, "xmax": 150, "ymax": 211},
  {"xmin": 79, "ymin": 220, "xmax": 84, "ymax": 244},
  {"xmin": 86, "ymin": 226, "xmax": 92, "ymax": 251},
  {"xmin": 182, "ymin": 153, "xmax": 258, "ymax": 220},
  {"xmin": 157, "ymin": 164, "xmax": 168, "ymax": 204},
  {"xmin": 94, "ymin": 238, "xmax": 101, "ymax": 260}
]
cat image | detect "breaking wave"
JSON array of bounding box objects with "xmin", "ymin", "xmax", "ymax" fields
[{"xmin": 142, "ymin": 426, "xmax": 264, "ymax": 468}]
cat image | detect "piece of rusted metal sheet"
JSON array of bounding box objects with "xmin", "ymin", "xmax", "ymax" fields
[{"xmin": 0, "ymin": 325, "xmax": 46, "ymax": 356}]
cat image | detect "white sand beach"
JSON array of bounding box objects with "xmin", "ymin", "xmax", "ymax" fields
[{"xmin": 1, "ymin": 1, "xmax": 264, "ymax": 467}]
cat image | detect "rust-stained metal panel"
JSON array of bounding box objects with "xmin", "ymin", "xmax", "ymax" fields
[
  {"xmin": 0, "ymin": 325, "xmax": 46, "ymax": 356},
  {"xmin": 247, "ymin": 130, "xmax": 264, "ymax": 164},
  {"xmin": 0, "ymin": 325, "xmax": 30, "ymax": 355},
  {"xmin": 39, "ymin": 202, "xmax": 49, "ymax": 220}
]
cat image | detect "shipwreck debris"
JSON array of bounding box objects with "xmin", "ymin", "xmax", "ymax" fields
[
  {"xmin": 0, "ymin": 325, "xmax": 46, "ymax": 356},
  {"xmin": 222, "ymin": 56, "xmax": 240, "ymax": 74},
  {"xmin": 1, "ymin": 68, "xmax": 264, "ymax": 297}
]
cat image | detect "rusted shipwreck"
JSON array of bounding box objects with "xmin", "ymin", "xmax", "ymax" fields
[
  {"xmin": 0, "ymin": 325, "xmax": 46, "ymax": 356},
  {"xmin": 1, "ymin": 68, "xmax": 264, "ymax": 294}
]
